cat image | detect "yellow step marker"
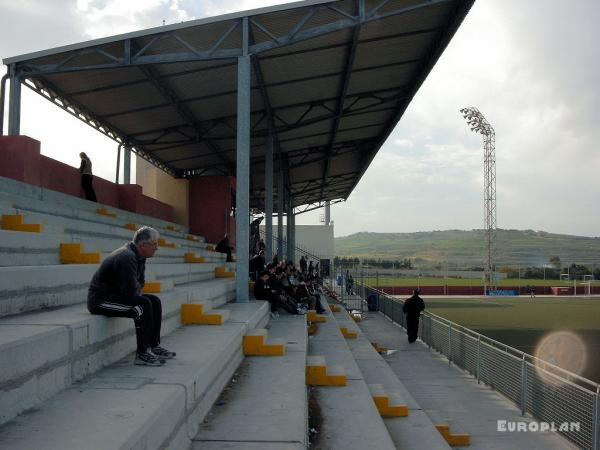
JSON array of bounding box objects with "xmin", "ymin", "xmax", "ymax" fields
[
  {"xmin": 206, "ymin": 244, "xmax": 216, "ymax": 251},
  {"xmin": 306, "ymin": 356, "xmax": 346, "ymax": 386},
  {"xmin": 306, "ymin": 310, "xmax": 327, "ymax": 324},
  {"xmin": 124, "ymin": 223, "xmax": 138, "ymax": 231},
  {"xmin": 59, "ymin": 243, "xmax": 100, "ymax": 264},
  {"xmin": 142, "ymin": 282, "xmax": 162, "ymax": 293},
  {"xmin": 329, "ymin": 304, "xmax": 341, "ymax": 312},
  {"xmin": 434, "ymin": 424, "xmax": 471, "ymax": 447},
  {"xmin": 96, "ymin": 207, "xmax": 117, "ymax": 218},
  {"xmin": 1, "ymin": 214, "xmax": 42, "ymax": 233},
  {"xmin": 181, "ymin": 303, "xmax": 225, "ymax": 325},
  {"xmin": 371, "ymin": 342, "xmax": 388, "ymax": 354},
  {"xmin": 186, "ymin": 234, "xmax": 199, "ymax": 242},
  {"xmin": 243, "ymin": 329, "xmax": 285, "ymax": 356},
  {"xmin": 369, "ymin": 385, "xmax": 408, "ymax": 417},
  {"xmin": 215, "ymin": 266, "xmax": 235, "ymax": 278},
  {"xmin": 157, "ymin": 238, "xmax": 176, "ymax": 248},
  {"xmin": 307, "ymin": 323, "xmax": 318, "ymax": 335},
  {"xmin": 184, "ymin": 252, "xmax": 206, "ymax": 263},
  {"xmin": 340, "ymin": 327, "xmax": 357, "ymax": 339},
  {"xmin": 166, "ymin": 225, "xmax": 180, "ymax": 232}
]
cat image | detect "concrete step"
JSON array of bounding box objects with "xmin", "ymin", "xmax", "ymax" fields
[
  {"xmin": 243, "ymin": 328, "xmax": 286, "ymax": 356},
  {"xmin": 427, "ymin": 410, "xmax": 472, "ymax": 447},
  {"xmin": 307, "ymin": 299, "xmax": 396, "ymax": 450},
  {"xmin": 194, "ymin": 314, "xmax": 307, "ymax": 449},
  {"xmin": 0, "ymin": 175, "xmax": 186, "ymax": 235},
  {"xmin": 333, "ymin": 303, "xmax": 452, "ymax": 450},
  {"xmin": 0, "ymin": 301, "xmax": 270, "ymax": 450},
  {"xmin": 0, "ymin": 278, "xmax": 237, "ymax": 425},
  {"xmin": 0, "ymin": 262, "xmax": 233, "ymax": 317},
  {"xmin": 0, "ymin": 205, "xmax": 208, "ymax": 250},
  {"xmin": 0, "ymin": 229, "xmax": 225, "ymax": 267}
]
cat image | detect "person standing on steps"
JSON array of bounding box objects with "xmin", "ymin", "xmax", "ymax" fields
[
  {"xmin": 403, "ymin": 288, "xmax": 425, "ymax": 343},
  {"xmin": 79, "ymin": 152, "xmax": 97, "ymax": 202}
]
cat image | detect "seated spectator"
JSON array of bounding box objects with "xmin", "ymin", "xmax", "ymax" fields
[
  {"xmin": 254, "ymin": 270, "xmax": 281, "ymax": 319},
  {"xmin": 274, "ymin": 267, "xmax": 305, "ymax": 314},
  {"xmin": 215, "ymin": 234, "xmax": 234, "ymax": 262},
  {"xmin": 87, "ymin": 226, "xmax": 176, "ymax": 366}
]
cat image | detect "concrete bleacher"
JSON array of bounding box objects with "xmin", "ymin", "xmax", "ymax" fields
[
  {"xmin": 0, "ymin": 174, "xmax": 486, "ymax": 449},
  {"xmin": 0, "ymin": 175, "xmax": 258, "ymax": 441},
  {"xmin": 310, "ymin": 295, "xmax": 456, "ymax": 450}
]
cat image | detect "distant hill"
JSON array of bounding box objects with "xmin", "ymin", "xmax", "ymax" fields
[{"xmin": 334, "ymin": 229, "xmax": 600, "ymax": 267}]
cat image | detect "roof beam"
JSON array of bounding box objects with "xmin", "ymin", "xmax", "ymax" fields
[
  {"xmin": 22, "ymin": 77, "xmax": 175, "ymax": 175},
  {"xmin": 320, "ymin": 23, "xmax": 360, "ymax": 198},
  {"xmin": 15, "ymin": 1, "xmax": 450, "ymax": 75}
]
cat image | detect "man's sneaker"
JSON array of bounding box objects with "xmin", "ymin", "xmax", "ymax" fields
[
  {"xmin": 152, "ymin": 346, "xmax": 176, "ymax": 359},
  {"xmin": 270, "ymin": 311, "xmax": 278, "ymax": 319},
  {"xmin": 134, "ymin": 352, "xmax": 165, "ymax": 366},
  {"xmin": 296, "ymin": 307, "xmax": 307, "ymax": 315}
]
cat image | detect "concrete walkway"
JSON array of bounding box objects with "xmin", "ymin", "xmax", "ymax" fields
[{"xmin": 358, "ymin": 312, "xmax": 578, "ymax": 450}]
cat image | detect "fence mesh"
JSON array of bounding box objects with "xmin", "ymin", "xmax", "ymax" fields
[{"xmin": 359, "ymin": 286, "xmax": 599, "ymax": 450}]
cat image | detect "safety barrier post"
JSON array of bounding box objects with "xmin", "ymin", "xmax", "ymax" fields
[{"xmin": 520, "ymin": 354, "xmax": 527, "ymax": 416}]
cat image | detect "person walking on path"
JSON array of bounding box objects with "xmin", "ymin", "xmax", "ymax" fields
[
  {"xmin": 79, "ymin": 152, "xmax": 97, "ymax": 202},
  {"xmin": 87, "ymin": 226, "xmax": 176, "ymax": 366},
  {"xmin": 403, "ymin": 288, "xmax": 425, "ymax": 343}
]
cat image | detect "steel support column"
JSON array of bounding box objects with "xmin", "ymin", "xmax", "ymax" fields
[
  {"xmin": 8, "ymin": 70, "xmax": 21, "ymax": 136},
  {"xmin": 264, "ymin": 133, "xmax": 274, "ymax": 261},
  {"xmin": 290, "ymin": 207, "xmax": 296, "ymax": 264},
  {"xmin": 123, "ymin": 146, "xmax": 132, "ymax": 184},
  {"xmin": 235, "ymin": 18, "xmax": 251, "ymax": 302},
  {"xmin": 325, "ymin": 200, "xmax": 331, "ymax": 225},
  {"xmin": 286, "ymin": 198, "xmax": 293, "ymax": 263},
  {"xmin": 277, "ymin": 166, "xmax": 284, "ymax": 260}
]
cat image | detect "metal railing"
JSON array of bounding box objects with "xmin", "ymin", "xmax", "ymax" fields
[{"xmin": 362, "ymin": 284, "xmax": 600, "ymax": 450}]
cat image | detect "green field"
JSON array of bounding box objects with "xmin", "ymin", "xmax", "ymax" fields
[
  {"xmin": 363, "ymin": 276, "xmax": 599, "ymax": 287},
  {"xmin": 412, "ymin": 295, "xmax": 600, "ymax": 384}
]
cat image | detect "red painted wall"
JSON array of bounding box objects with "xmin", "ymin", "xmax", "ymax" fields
[
  {"xmin": 0, "ymin": 136, "xmax": 173, "ymax": 222},
  {"xmin": 376, "ymin": 285, "xmax": 599, "ymax": 296},
  {"xmin": 189, "ymin": 176, "xmax": 236, "ymax": 246}
]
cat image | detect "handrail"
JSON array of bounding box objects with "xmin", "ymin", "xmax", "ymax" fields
[
  {"xmin": 360, "ymin": 282, "xmax": 599, "ymax": 450},
  {"xmin": 259, "ymin": 229, "xmax": 323, "ymax": 262}
]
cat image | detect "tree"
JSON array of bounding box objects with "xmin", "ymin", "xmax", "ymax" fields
[{"xmin": 549, "ymin": 256, "xmax": 561, "ymax": 269}]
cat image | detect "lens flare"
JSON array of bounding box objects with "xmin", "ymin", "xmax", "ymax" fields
[{"xmin": 534, "ymin": 331, "xmax": 587, "ymax": 383}]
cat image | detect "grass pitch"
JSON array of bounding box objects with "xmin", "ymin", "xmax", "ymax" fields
[{"xmin": 417, "ymin": 295, "xmax": 600, "ymax": 384}]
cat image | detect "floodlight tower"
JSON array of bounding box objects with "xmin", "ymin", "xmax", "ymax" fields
[{"xmin": 460, "ymin": 107, "xmax": 497, "ymax": 292}]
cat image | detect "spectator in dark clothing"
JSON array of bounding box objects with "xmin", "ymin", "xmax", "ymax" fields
[
  {"xmin": 249, "ymin": 250, "xmax": 266, "ymax": 281},
  {"xmin": 402, "ymin": 289, "xmax": 425, "ymax": 343},
  {"xmin": 215, "ymin": 234, "xmax": 234, "ymax": 262},
  {"xmin": 87, "ymin": 226, "xmax": 176, "ymax": 366},
  {"xmin": 254, "ymin": 270, "xmax": 282, "ymax": 319},
  {"xmin": 299, "ymin": 256, "xmax": 307, "ymax": 274},
  {"xmin": 249, "ymin": 216, "xmax": 263, "ymax": 256},
  {"xmin": 79, "ymin": 152, "xmax": 97, "ymax": 202},
  {"xmin": 308, "ymin": 260, "xmax": 314, "ymax": 276}
]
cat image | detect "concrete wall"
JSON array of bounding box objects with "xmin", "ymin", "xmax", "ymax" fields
[
  {"xmin": 0, "ymin": 136, "xmax": 174, "ymax": 222},
  {"xmin": 263, "ymin": 224, "xmax": 334, "ymax": 261},
  {"xmin": 136, "ymin": 157, "xmax": 189, "ymax": 226},
  {"xmin": 189, "ymin": 176, "xmax": 236, "ymax": 246}
]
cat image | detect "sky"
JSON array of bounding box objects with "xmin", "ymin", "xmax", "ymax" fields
[{"xmin": 0, "ymin": 0, "xmax": 598, "ymax": 238}]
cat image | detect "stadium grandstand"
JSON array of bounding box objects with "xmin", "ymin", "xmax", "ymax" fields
[{"xmin": 0, "ymin": 0, "xmax": 594, "ymax": 449}]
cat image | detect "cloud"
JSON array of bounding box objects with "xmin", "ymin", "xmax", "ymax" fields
[{"xmin": 1, "ymin": 0, "xmax": 598, "ymax": 238}]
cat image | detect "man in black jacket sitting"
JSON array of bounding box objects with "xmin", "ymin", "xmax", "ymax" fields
[{"xmin": 87, "ymin": 226, "xmax": 176, "ymax": 366}]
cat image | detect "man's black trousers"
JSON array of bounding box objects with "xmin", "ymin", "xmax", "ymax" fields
[{"xmin": 89, "ymin": 294, "xmax": 162, "ymax": 353}]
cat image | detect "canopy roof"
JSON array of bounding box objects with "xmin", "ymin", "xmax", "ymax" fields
[{"xmin": 4, "ymin": 0, "xmax": 474, "ymax": 210}]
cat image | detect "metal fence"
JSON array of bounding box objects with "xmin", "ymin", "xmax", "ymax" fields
[{"xmin": 362, "ymin": 284, "xmax": 600, "ymax": 450}]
